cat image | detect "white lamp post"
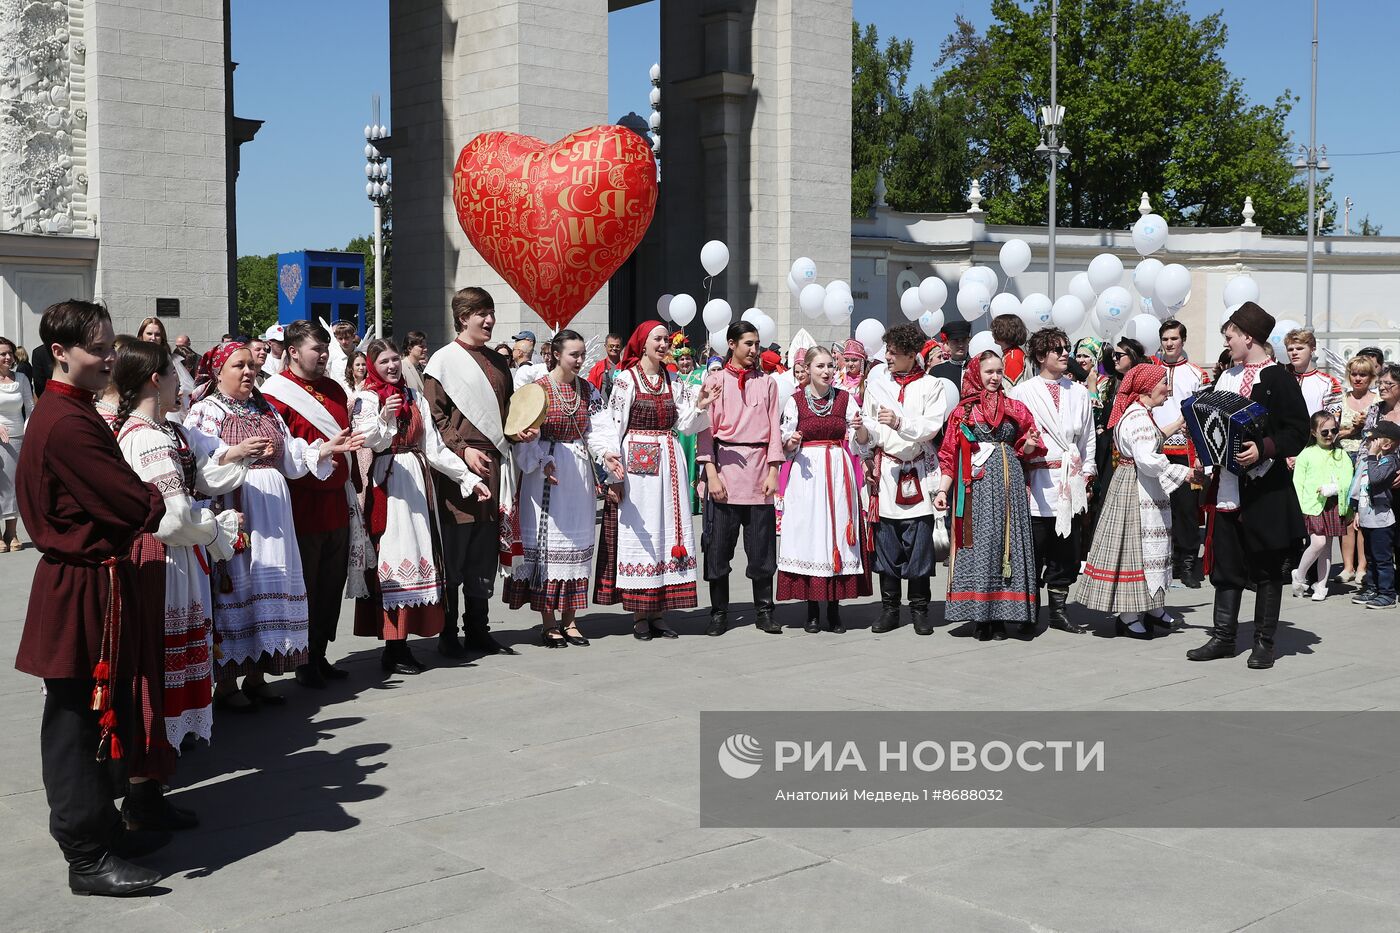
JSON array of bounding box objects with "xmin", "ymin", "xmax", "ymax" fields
[
  {"xmin": 1035, "ymin": 0, "xmax": 1070, "ymax": 298},
  {"xmin": 364, "ymin": 94, "xmax": 391, "ymax": 339}
]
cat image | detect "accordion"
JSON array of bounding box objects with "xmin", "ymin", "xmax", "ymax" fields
[{"xmin": 1182, "ymin": 390, "xmax": 1267, "ymax": 477}]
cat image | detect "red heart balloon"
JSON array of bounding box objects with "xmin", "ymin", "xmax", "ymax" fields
[{"xmin": 453, "ymin": 125, "xmax": 658, "ymax": 331}]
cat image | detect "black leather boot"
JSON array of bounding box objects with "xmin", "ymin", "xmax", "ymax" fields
[
  {"xmin": 826, "ymin": 601, "xmax": 845, "ymax": 633},
  {"xmin": 1247, "ymin": 579, "xmax": 1283, "ymax": 669},
  {"xmin": 69, "ymin": 853, "xmax": 161, "ymax": 897},
  {"xmin": 910, "ymin": 576, "xmax": 934, "ymax": 635},
  {"xmin": 1046, "ymin": 588, "xmax": 1087, "ymax": 634},
  {"xmin": 121, "ymin": 780, "xmax": 198, "ymax": 832},
  {"xmin": 1187, "ymin": 587, "xmax": 1242, "ymax": 661},
  {"xmin": 1179, "ymin": 553, "xmax": 1202, "ymax": 589},
  {"xmin": 464, "ymin": 597, "xmax": 518, "ymax": 655},
  {"xmin": 872, "ymin": 575, "xmax": 902, "ymax": 633},
  {"xmin": 804, "ymin": 600, "xmax": 821, "ymax": 633},
  {"xmin": 437, "ymin": 587, "xmax": 466, "ymax": 658},
  {"xmin": 706, "ymin": 577, "xmax": 729, "ymax": 636},
  {"xmin": 754, "ymin": 577, "xmax": 782, "ymax": 633}
]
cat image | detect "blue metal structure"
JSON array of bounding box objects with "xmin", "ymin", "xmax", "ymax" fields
[{"xmin": 276, "ymin": 250, "xmax": 366, "ymax": 334}]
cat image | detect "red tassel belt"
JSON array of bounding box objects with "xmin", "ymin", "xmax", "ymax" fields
[{"xmin": 91, "ymin": 557, "xmax": 123, "ymax": 762}]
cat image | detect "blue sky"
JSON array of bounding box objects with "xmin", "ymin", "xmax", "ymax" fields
[{"xmin": 231, "ymin": 0, "xmax": 1395, "ymax": 256}]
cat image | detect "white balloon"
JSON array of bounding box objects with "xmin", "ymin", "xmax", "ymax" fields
[
  {"xmin": 657, "ymin": 293, "xmax": 674, "ymax": 321},
  {"xmin": 702, "ymin": 298, "xmax": 732, "ymax": 333},
  {"xmin": 1093, "ymin": 307, "xmax": 1127, "ymax": 340},
  {"xmin": 990, "ymin": 292, "xmax": 1023, "ymax": 323},
  {"xmin": 1132, "ymin": 258, "xmax": 1163, "ymax": 300},
  {"xmin": 1154, "ymin": 263, "xmax": 1192, "ymax": 308},
  {"xmin": 1069, "ymin": 272, "xmax": 1098, "ymax": 309},
  {"xmin": 855, "ymin": 318, "xmax": 886, "ymax": 357},
  {"xmin": 1131, "ymin": 213, "xmax": 1169, "ymax": 257},
  {"xmin": 755, "ymin": 313, "xmax": 777, "ymax": 347},
  {"xmin": 1021, "ymin": 293, "xmax": 1054, "ymax": 331},
  {"xmin": 917, "ymin": 276, "xmax": 948, "ymax": 311},
  {"xmin": 709, "ymin": 330, "xmax": 727, "ymax": 355},
  {"xmin": 1270, "ymin": 318, "xmax": 1303, "ymax": 349},
  {"xmin": 1087, "ymin": 253, "xmax": 1124, "ymax": 293},
  {"xmin": 741, "ymin": 307, "xmax": 764, "ymax": 324},
  {"xmin": 1051, "ymin": 295, "xmax": 1087, "ymax": 333},
  {"xmin": 787, "ymin": 272, "xmax": 802, "ymax": 299},
  {"xmin": 822, "ymin": 286, "xmax": 854, "ymax": 324},
  {"xmin": 1096, "ymin": 286, "xmax": 1133, "ymax": 326},
  {"xmin": 791, "ymin": 257, "xmax": 818, "ymax": 284},
  {"xmin": 1127, "ymin": 315, "xmax": 1162, "ymax": 356},
  {"xmin": 1223, "ymin": 274, "xmax": 1260, "ymax": 309},
  {"xmin": 799, "ymin": 283, "xmax": 826, "ymax": 319},
  {"xmin": 700, "ymin": 240, "xmax": 729, "ymax": 276},
  {"xmin": 919, "ymin": 310, "xmax": 945, "ymax": 337},
  {"xmin": 955, "ymin": 283, "xmax": 991, "ymax": 322},
  {"xmin": 998, "ymin": 238, "xmax": 1032, "ymax": 278},
  {"xmin": 899, "ymin": 287, "xmax": 924, "ymax": 321},
  {"xmin": 828, "ymin": 279, "xmax": 851, "ymax": 296},
  {"xmin": 969, "ymin": 332, "xmax": 1000, "ymax": 359},
  {"xmin": 961, "ymin": 265, "xmax": 999, "ymax": 296},
  {"xmin": 669, "ymin": 293, "xmax": 697, "ymax": 327}
]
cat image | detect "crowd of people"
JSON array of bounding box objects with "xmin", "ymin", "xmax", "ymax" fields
[{"xmin": 9, "ymin": 289, "xmax": 1399, "ymax": 897}]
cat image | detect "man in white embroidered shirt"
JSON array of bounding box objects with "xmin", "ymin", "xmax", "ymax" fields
[{"xmin": 1010, "ymin": 327, "xmax": 1096, "ymax": 636}]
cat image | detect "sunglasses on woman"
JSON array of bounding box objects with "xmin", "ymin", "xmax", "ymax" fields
[{"xmin": 1319, "ymin": 429, "xmax": 1338, "ymax": 437}]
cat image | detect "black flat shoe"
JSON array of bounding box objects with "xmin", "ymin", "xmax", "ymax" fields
[
  {"xmin": 542, "ymin": 628, "xmax": 567, "ymax": 648},
  {"xmin": 69, "ymin": 854, "xmax": 160, "ymax": 897},
  {"xmin": 466, "ymin": 633, "xmax": 520, "ymax": 656},
  {"xmin": 826, "ymin": 603, "xmax": 845, "ymax": 633},
  {"xmin": 294, "ymin": 664, "xmax": 326, "ymax": 690},
  {"xmin": 633, "ymin": 622, "xmax": 653, "ymax": 641},
  {"xmin": 317, "ymin": 658, "xmax": 349, "ymax": 680},
  {"xmin": 648, "ymin": 620, "xmax": 679, "ymax": 639},
  {"xmin": 1113, "ymin": 616, "xmax": 1154, "ymax": 640},
  {"xmin": 705, "ymin": 613, "xmax": 728, "ymax": 636},
  {"xmin": 563, "ymin": 627, "xmax": 590, "ymax": 647},
  {"xmin": 990, "ymin": 621, "xmax": 1007, "ymax": 641},
  {"xmin": 437, "ymin": 632, "xmax": 467, "ymax": 658},
  {"xmin": 974, "ymin": 623, "xmax": 991, "ymax": 642},
  {"xmin": 122, "ymin": 782, "xmax": 198, "ymax": 832}
]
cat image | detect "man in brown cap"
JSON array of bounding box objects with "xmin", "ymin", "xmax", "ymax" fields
[{"xmin": 1187, "ymin": 302, "xmax": 1309, "ymax": 670}]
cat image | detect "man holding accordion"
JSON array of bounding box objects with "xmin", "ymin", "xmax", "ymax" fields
[{"xmin": 1185, "ymin": 303, "xmax": 1310, "ymax": 670}]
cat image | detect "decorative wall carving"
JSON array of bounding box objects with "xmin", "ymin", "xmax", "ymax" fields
[{"xmin": 0, "ymin": 0, "xmax": 88, "ymax": 236}]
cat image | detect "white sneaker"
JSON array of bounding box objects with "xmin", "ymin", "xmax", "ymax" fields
[
  {"xmin": 1312, "ymin": 584, "xmax": 1328, "ymax": 601},
  {"xmin": 1290, "ymin": 570, "xmax": 1309, "ymax": 597}
]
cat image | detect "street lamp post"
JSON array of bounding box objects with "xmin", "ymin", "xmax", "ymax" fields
[
  {"xmin": 1036, "ymin": 0, "xmax": 1069, "ymax": 298},
  {"xmin": 1294, "ymin": 0, "xmax": 1327, "ymax": 331},
  {"xmin": 364, "ymin": 94, "xmax": 391, "ymax": 339}
]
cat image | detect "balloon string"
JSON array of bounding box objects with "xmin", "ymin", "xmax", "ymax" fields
[{"xmin": 703, "ymin": 274, "xmax": 713, "ymax": 303}]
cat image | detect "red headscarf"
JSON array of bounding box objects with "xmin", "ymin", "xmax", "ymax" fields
[
  {"xmin": 958, "ymin": 353, "xmax": 1008, "ymax": 430},
  {"xmin": 194, "ymin": 341, "xmax": 247, "ymax": 401},
  {"xmin": 620, "ymin": 320, "xmax": 668, "ymax": 371},
  {"xmin": 1108, "ymin": 362, "xmax": 1167, "ymax": 429},
  {"xmin": 760, "ymin": 349, "xmax": 783, "ymax": 373}
]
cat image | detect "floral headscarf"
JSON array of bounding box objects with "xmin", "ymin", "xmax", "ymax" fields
[{"xmin": 1108, "ymin": 363, "xmax": 1167, "ymax": 429}]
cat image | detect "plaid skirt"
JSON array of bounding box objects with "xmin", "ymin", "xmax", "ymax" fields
[
  {"xmin": 1304, "ymin": 503, "xmax": 1343, "ymax": 537},
  {"xmin": 1077, "ymin": 465, "xmax": 1161, "ymax": 614}
]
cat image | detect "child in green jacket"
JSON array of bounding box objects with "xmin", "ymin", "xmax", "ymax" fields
[{"xmin": 1292, "ymin": 411, "xmax": 1354, "ymax": 601}]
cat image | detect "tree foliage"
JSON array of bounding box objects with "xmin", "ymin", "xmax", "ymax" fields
[
  {"xmin": 925, "ymin": 0, "xmax": 1328, "ymax": 233},
  {"xmin": 851, "ymin": 22, "xmax": 973, "ymax": 217},
  {"xmin": 1358, "ymin": 215, "xmax": 1383, "ymax": 236}
]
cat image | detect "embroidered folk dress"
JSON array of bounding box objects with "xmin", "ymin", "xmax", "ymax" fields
[
  {"xmin": 1078, "ymin": 404, "xmax": 1191, "ymax": 615},
  {"xmin": 593, "ymin": 368, "xmax": 704, "ymax": 612},
  {"xmin": 350, "ymin": 388, "xmax": 481, "ymax": 639},
  {"xmin": 938, "ymin": 398, "xmax": 1043, "ymax": 625},
  {"xmin": 776, "ymin": 388, "xmax": 872, "ymax": 601},
  {"xmin": 118, "ymin": 414, "xmax": 245, "ymax": 754},
  {"xmin": 185, "ymin": 393, "xmax": 334, "ymax": 676},
  {"xmin": 504, "ymin": 376, "xmax": 617, "ymax": 612},
  {"xmin": 0, "ymin": 373, "xmax": 32, "ymax": 519}
]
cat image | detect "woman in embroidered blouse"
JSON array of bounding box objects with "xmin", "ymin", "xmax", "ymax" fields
[
  {"xmin": 777, "ymin": 346, "xmax": 871, "ymax": 633},
  {"xmin": 185, "ymin": 343, "xmax": 357, "ymax": 709},
  {"xmin": 933, "ymin": 351, "xmax": 1044, "ymax": 641},
  {"xmin": 111, "ymin": 341, "xmax": 250, "ymax": 830},
  {"xmin": 594, "ymin": 321, "xmax": 706, "ymax": 639},
  {"xmin": 0, "ymin": 336, "xmax": 34, "ymax": 551},
  {"xmin": 505, "ymin": 330, "xmax": 622, "ymax": 647},
  {"xmin": 350, "ymin": 339, "xmax": 486, "ymax": 674}
]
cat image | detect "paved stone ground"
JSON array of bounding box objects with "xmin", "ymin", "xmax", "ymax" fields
[{"xmin": 4, "ymin": 524, "xmax": 1400, "ymax": 932}]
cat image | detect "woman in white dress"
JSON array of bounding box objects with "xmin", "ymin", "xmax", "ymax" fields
[
  {"xmin": 593, "ymin": 320, "xmax": 706, "ymax": 639},
  {"xmin": 111, "ymin": 341, "xmax": 250, "ymax": 829},
  {"xmin": 504, "ymin": 329, "xmax": 622, "ymax": 647},
  {"xmin": 350, "ymin": 338, "xmax": 487, "ymax": 674},
  {"xmin": 777, "ymin": 346, "xmax": 872, "ymax": 633},
  {"xmin": 185, "ymin": 342, "xmax": 358, "ymax": 709},
  {"xmin": 0, "ymin": 337, "xmax": 34, "ymax": 551}
]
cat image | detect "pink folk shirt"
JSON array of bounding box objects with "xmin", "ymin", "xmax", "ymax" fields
[{"xmin": 695, "ymin": 367, "xmax": 784, "ymax": 505}]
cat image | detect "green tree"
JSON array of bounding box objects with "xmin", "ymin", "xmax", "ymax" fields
[
  {"xmin": 1359, "ymin": 215, "xmax": 1383, "ymax": 236},
  {"xmin": 933, "ymin": 0, "xmax": 1330, "ymax": 233},
  {"xmin": 851, "ymin": 22, "xmax": 973, "ymax": 216},
  {"xmin": 236, "ymin": 252, "xmax": 278, "ymax": 338}
]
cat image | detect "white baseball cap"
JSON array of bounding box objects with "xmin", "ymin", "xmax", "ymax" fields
[{"xmin": 261, "ymin": 324, "xmax": 285, "ymax": 342}]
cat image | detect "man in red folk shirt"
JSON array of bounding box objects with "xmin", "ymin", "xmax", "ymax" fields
[
  {"xmin": 262, "ymin": 320, "xmax": 365, "ymax": 689},
  {"xmin": 18, "ymin": 300, "xmax": 168, "ymax": 896}
]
